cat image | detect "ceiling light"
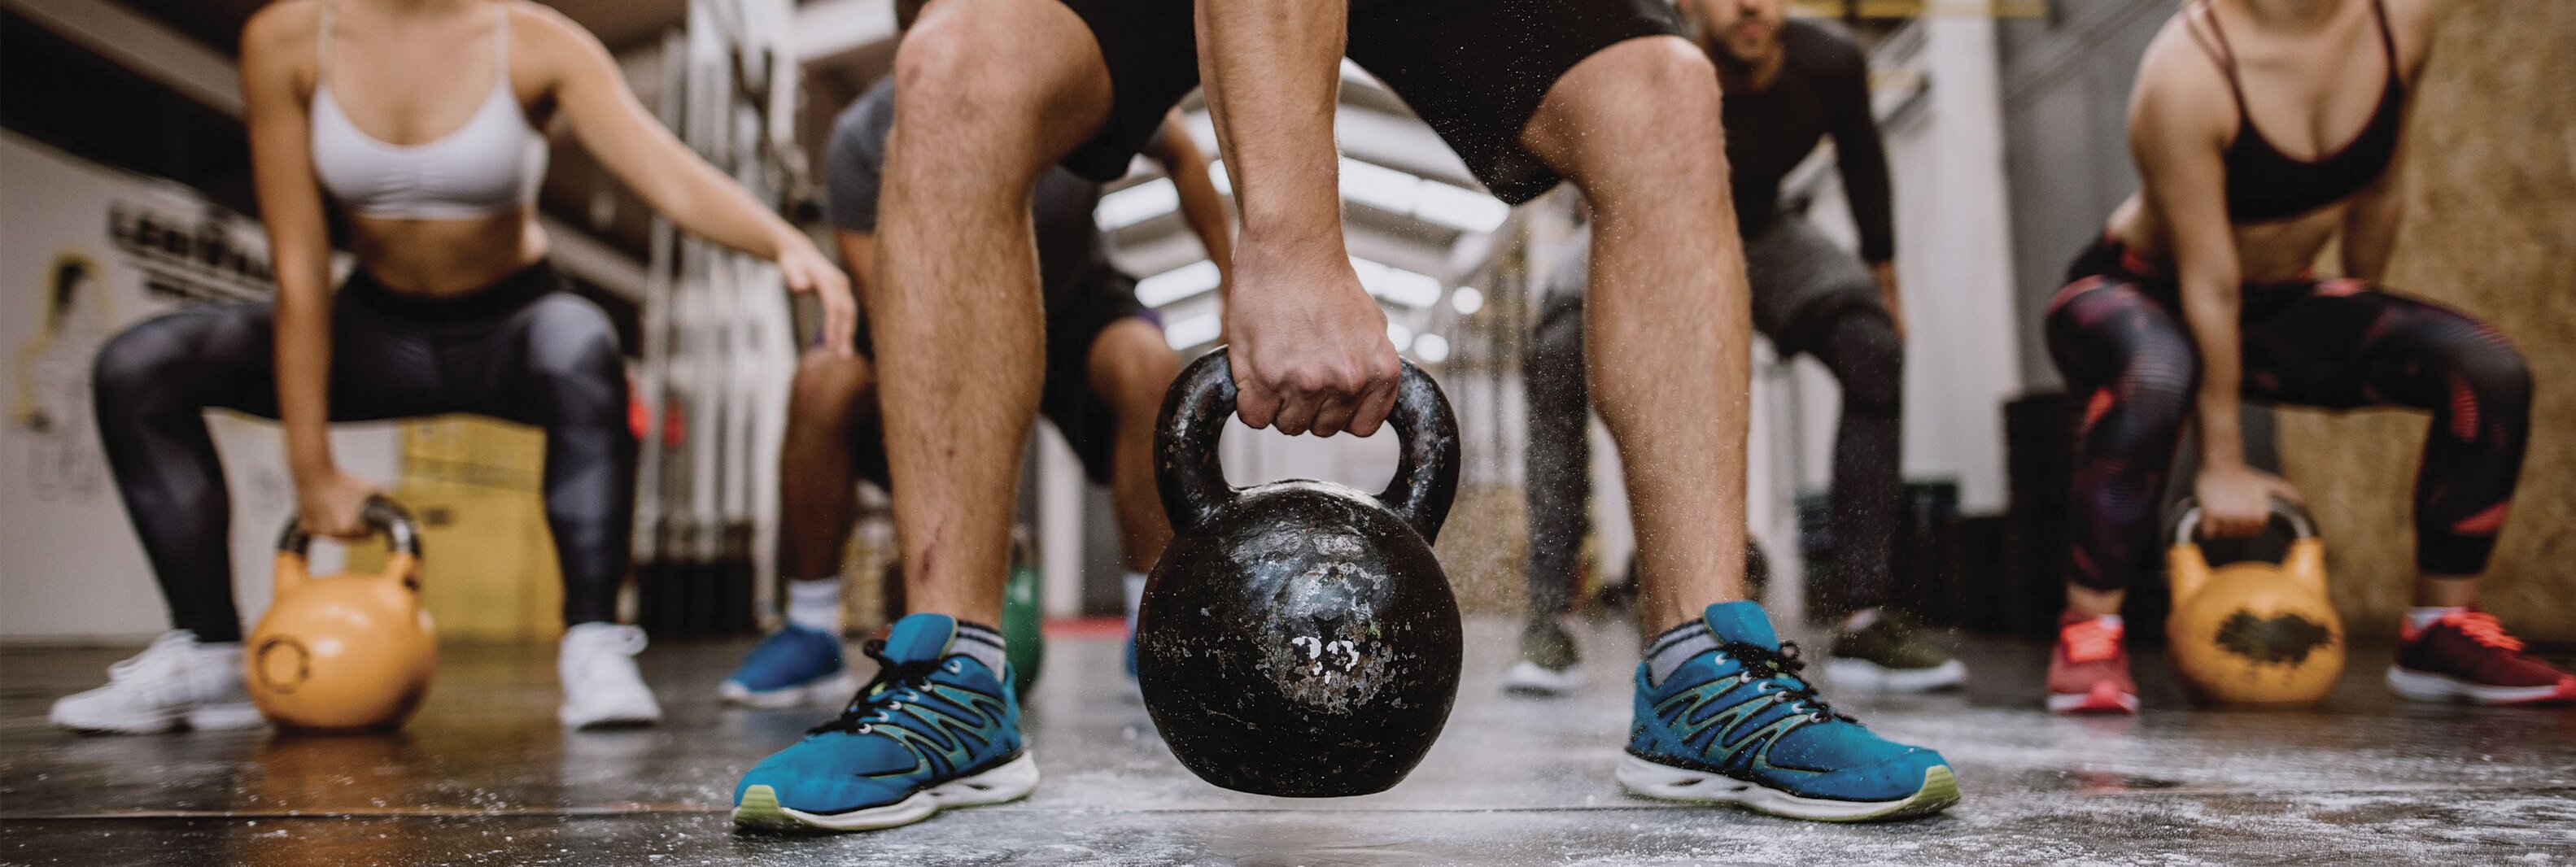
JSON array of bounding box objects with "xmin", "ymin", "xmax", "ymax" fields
[
  {"xmin": 1137, "ymin": 259, "xmax": 1222, "ymax": 307},
  {"xmin": 1450, "ymin": 286, "xmax": 1484, "ymax": 316},
  {"xmin": 1164, "ymin": 312, "xmax": 1221, "ymax": 350},
  {"xmin": 1413, "ymin": 333, "xmax": 1450, "ymax": 364},
  {"xmin": 1095, "ymin": 178, "xmax": 1178, "ymax": 230},
  {"xmin": 1349, "ymin": 258, "xmax": 1443, "ymax": 308},
  {"xmin": 1339, "ymin": 158, "xmax": 1423, "ymax": 215},
  {"xmin": 1412, "ymin": 181, "xmax": 1510, "ymax": 233}
]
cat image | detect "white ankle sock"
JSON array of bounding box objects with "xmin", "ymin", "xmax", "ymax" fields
[
  {"xmin": 786, "ymin": 578, "xmax": 845, "ymax": 633},
  {"xmin": 1123, "ymin": 571, "xmax": 1148, "ymax": 627},
  {"xmin": 2406, "ymin": 606, "xmax": 2465, "ymax": 631},
  {"xmin": 953, "ymin": 621, "xmax": 1008, "ymax": 673},
  {"xmin": 1644, "ymin": 621, "xmax": 1718, "ymax": 687}
]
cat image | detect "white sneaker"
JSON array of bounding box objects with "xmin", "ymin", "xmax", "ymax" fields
[
  {"xmin": 558, "ymin": 623, "xmax": 663, "ymax": 729},
  {"xmin": 50, "ymin": 631, "xmax": 265, "ymax": 734},
  {"xmin": 1502, "ymin": 659, "xmax": 1584, "ymax": 696}
]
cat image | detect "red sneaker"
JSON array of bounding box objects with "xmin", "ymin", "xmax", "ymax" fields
[
  {"xmin": 2387, "ymin": 609, "xmax": 2576, "ymax": 706},
  {"xmin": 2047, "ymin": 613, "xmax": 2139, "ymax": 714}
]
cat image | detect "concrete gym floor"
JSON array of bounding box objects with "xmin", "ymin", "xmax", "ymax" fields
[{"xmin": 2, "ymin": 619, "xmax": 2571, "ymax": 866}]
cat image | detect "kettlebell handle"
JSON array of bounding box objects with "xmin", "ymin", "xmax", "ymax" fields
[
  {"xmin": 277, "ymin": 496, "xmax": 422, "ymax": 558},
  {"xmin": 1156, "ymin": 346, "xmax": 1461, "ymax": 542},
  {"xmin": 2169, "ymin": 496, "xmax": 2316, "ymax": 547}
]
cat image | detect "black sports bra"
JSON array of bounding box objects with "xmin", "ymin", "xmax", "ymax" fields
[{"xmin": 2190, "ymin": 0, "xmax": 2405, "ymax": 224}]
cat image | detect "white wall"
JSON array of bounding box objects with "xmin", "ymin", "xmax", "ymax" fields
[
  {"xmin": 0, "ymin": 134, "xmax": 401, "ymax": 640},
  {"xmin": 1786, "ymin": 11, "xmax": 2024, "ymax": 515}
]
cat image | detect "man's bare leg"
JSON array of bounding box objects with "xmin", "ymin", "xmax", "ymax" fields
[
  {"xmin": 718, "ymin": 348, "xmax": 881, "ymax": 706},
  {"xmin": 1508, "ymin": 36, "xmax": 1954, "ymax": 825},
  {"xmin": 1085, "ymin": 317, "xmax": 1182, "ymax": 571},
  {"xmin": 875, "ymin": 0, "xmax": 1114, "ymax": 625},
  {"xmin": 1518, "ymin": 37, "xmax": 1750, "ymax": 633},
  {"xmin": 776, "ymin": 350, "xmax": 878, "ymax": 583}
]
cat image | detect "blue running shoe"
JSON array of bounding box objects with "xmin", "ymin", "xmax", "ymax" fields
[
  {"xmin": 1620, "ymin": 601, "xmax": 1959, "ymax": 821},
  {"xmin": 732, "ymin": 613, "xmax": 1037, "ymax": 832},
  {"xmin": 718, "ymin": 624, "xmax": 859, "ymax": 708}
]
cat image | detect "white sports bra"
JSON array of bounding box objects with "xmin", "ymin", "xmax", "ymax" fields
[{"xmin": 309, "ymin": 3, "xmax": 546, "ymax": 220}]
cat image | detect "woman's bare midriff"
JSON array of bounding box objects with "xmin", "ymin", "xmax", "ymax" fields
[
  {"xmin": 345, "ymin": 209, "xmax": 550, "ymax": 296},
  {"xmin": 2105, "ymin": 195, "xmax": 2349, "ymax": 282}
]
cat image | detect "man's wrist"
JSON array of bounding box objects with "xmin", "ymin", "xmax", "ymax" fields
[{"xmin": 1238, "ymin": 223, "xmax": 1349, "ymax": 273}]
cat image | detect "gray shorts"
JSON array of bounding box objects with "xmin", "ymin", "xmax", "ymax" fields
[{"xmin": 1537, "ymin": 216, "xmax": 1885, "ymax": 357}]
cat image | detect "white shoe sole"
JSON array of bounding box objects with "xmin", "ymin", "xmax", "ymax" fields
[
  {"xmin": 734, "ymin": 752, "xmax": 1041, "ymax": 832},
  {"xmin": 2386, "ymin": 666, "xmax": 2575, "ymax": 706},
  {"xmin": 1616, "ymin": 754, "xmax": 1958, "ymax": 822},
  {"xmin": 561, "ymin": 696, "xmax": 664, "ymax": 729},
  {"xmin": 2046, "ymin": 686, "xmax": 2139, "ymax": 715},
  {"xmin": 50, "ymin": 701, "xmax": 266, "ymax": 735},
  {"xmin": 1501, "ymin": 660, "xmax": 1582, "ymax": 697},
  {"xmin": 718, "ymin": 670, "xmax": 861, "ymax": 708},
  {"xmin": 1825, "ymin": 658, "xmax": 1967, "ymax": 694}
]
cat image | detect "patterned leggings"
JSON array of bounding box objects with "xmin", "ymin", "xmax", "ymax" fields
[{"xmin": 2044, "ymin": 237, "xmax": 2530, "ymax": 590}]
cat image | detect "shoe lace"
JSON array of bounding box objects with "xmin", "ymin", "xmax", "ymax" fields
[
  {"xmin": 1721, "ymin": 640, "xmax": 1853, "ymax": 724},
  {"xmin": 2445, "ymin": 611, "xmax": 2525, "ymax": 652},
  {"xmin": 2061, "ymin": 619, "xmax": 2123, "ymax": 664},
  {"xmin": 810, "ymin": 639, "xmax": 947, "ymax": 736}
]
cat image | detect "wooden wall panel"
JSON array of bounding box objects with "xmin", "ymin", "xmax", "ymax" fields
[{"xmin": 2277, "ymin": 0, "xmax": 2576, "ymax": 640}]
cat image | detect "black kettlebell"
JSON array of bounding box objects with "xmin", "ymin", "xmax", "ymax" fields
[{"xmin": 1137, "ymin": 346, "xmax": 1463, "ymax": 798}]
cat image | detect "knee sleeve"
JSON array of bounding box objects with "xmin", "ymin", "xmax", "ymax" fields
[{"xmin": 1815, "ymin": 310, "xmax": 1902, "ymax": 416}]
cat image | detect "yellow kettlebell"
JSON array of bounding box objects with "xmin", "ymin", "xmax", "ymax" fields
[
  {"xmin": 2164, "ymin": 498, "xmax": 2343, "ymax": 706},
  {"xmin": 246, "ymin": 498, "xmax": 436, "ymax": 732}
]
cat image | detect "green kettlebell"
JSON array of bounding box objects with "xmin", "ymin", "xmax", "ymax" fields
[{"xmin": 1002, "ymin": 530, "xmax": 1046, "ymax": 699}]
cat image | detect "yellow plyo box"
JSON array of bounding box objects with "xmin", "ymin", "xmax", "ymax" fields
[{"xmin": 346, "ymin": 416, "xmax": 562, "ymax": 642}]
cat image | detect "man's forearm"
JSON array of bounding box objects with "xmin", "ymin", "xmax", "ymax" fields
[
  {"xmin": 1150, "ymin": 122, "xmax": 1237, "ymax": 288},
  {"xmin": 1195, "ymin": 0, "xmax": 1347, "ymax": 257}
]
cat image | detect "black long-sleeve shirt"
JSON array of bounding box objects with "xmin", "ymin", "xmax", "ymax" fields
[{"xmin": 1721, "ymin": 20, "xmax": 1895, "ymax": 264}]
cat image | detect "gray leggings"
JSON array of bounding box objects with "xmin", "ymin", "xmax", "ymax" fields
[
  {"xmin": 1524, "ymin": 218, "xmax": 1901, "ymax": 616},
  {"xmin": 93, "ymin": 264, "xmax": 635, "ymax": 642}
]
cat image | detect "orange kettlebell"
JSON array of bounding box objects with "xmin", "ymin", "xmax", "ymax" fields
[
  {"xmin": 246, "ymin": 498, "xmax": 436, "ymax": 732},
  {"xmin": 2163, "ymin": 498, "xmax": 2344, "ymax": 706}
]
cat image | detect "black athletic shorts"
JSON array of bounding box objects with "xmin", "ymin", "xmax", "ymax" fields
[
  {"xmin": 1053, "ymin": 0, "xmax": 1681, "ymax": 205},
  {"xmin": 849, "ymin": 263, "xmax": 1150, "ymax": 486}
]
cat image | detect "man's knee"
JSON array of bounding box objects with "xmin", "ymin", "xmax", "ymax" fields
[
  {"xmin": 788, "ymin": 348, "xmax": 878, "ymax": 427},
  {"xmin": 889, "ymin": 1, "xmax": 1107, "ymax": 161},
  {"xmin": 894, "ymin": 14, "xmax": 1024, "ymax": 114},
  {"xmin": 1088, "ymin": 319, "xmax": 1179, "ymax": 415},
  {"xmin": 1819, "ymin": 308, "xmax": 1903, "ymax": 413},
  {"xmin": 1528, "ymin": 37, "xmax": 1722, "ymax": 180}
]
